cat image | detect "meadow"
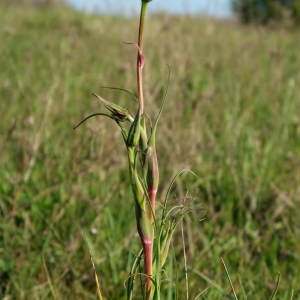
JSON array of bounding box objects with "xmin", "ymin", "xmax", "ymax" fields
[{"xmin": 1, "ymin": 4, "xmax": 300, "ymax": 299}]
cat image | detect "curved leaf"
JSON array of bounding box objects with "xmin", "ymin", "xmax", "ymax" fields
[
  {"xmin": 126, "ymin": 248, "xmax": 143, "ymax": 300},
  {"xmin": 102, "ymin": 86, "xmax": 138, "ymax": 103},
  {"xmin": 73, "ymin": 113, "xmax": 113, "ymax": 130}
]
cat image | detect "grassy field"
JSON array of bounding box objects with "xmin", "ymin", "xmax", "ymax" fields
[{"xmin": 1, "ymin": 4, "xmax": 300, "ymax": 300}]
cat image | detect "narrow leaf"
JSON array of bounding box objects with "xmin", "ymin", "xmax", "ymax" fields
[
  {"xmin": 150, "ymin": 64, "xmax": 171, "ymax": 140},
  {"xmin": 73, "ymin": 113, "xmax": 113, "ymax": 129},
  {"xmin": 85, "ymin": 235, "xmax": 104, "ymax": 300},
  {"xmin": 126, "ymin": 248, "xmax": 143, "ymax": 300},
  {"xmin": 102, "ymin": 86, "xmax": 138, "ymax": 103}
]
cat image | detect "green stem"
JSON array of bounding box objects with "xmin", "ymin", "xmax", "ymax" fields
[
  {"xmin": 137, "ymin": 1, "xmax": 148, "ymax": 115},
  {"xmin": 137, "ymin": 2, "xmax": 154, "ymax": 299}
]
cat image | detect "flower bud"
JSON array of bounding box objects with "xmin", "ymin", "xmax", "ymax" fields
[
  {"xmin": 127, "ymin": 108, "xmax": 141, "ymax": 147},
  {"xmin": 145, "ymin": 132, "xmax": 159, "ymax": 222},
  {"xmin": 92, "ymin": 93, "xmax": 133, "ymax": 122}
]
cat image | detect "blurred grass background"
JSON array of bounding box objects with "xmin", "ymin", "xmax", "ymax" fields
[{"xmin": 1, "ymin": 2, "xmax": 300, "ymax": 299}]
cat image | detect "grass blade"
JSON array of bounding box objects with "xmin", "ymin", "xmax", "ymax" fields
[
  {"xmin": 237, "ymin": 274, "xmax": 247, "ymax": 300},
  {"xmin": 194, "ymin": 282, "xmax": 214, "ymax": 300},
  {"xmin": 221, "ymin": 257, "xmax": 238, "ymax": 300},
  {"xmin": 42, "ymin": 256, "xmax": 59, "ymax": 300},
  {"xmin": 85, "ymin": 235, "xmax": 104, "ymax": 300},
  {"xmin": 269, "ymin": 272, "xmax": 281, "ymax": 300}
]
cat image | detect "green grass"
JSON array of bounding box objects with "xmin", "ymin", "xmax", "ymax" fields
[{"xmin": 1, "ymin": 4, "xmax": 300, "ymax": 299}]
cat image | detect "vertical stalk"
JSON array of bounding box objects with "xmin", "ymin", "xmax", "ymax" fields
[
  {"xmin": 136, "ymin": 2, "xmax": 153, "ymax": 299},
  {"xmin": 137, "ymin": 1, "xmax": 149, "ymax": 115}
]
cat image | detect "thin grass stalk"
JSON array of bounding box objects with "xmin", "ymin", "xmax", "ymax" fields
[
  {"xmin": 221, "ymin": 257, "xmax": 238, "ymax": 300},
  {"xmin": 137, "ymin": 1, "xmax": 149, "ymax": 114},
  {"xmin": 135, "ymin": 2, "xmax": 155, "ymax": 298},
  {"xmin": 269, "ymin": 272, "xmax": 281, "ymax": 300}
]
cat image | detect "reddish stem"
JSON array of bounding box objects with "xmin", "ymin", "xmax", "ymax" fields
[
  {"xmin": 137, "ymin": 3, "xmax": 153, "ymax": 298},
  {"xmin": 142, "ymin": 238, "xmax": 153, "ymax": 298}
]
